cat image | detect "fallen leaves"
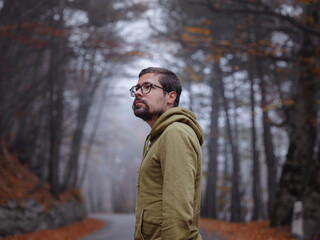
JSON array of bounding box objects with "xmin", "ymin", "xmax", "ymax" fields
[
  {"xmin": 0, "ymin": 148, "xmax": 81, "ymax": 209},
  {"xmin": 2, "ymin": 218, "xmax": 105, "ymax": 240},
  {"xmin": 199, "ymin": 219, "xmax": 295, "ymax": 240}
]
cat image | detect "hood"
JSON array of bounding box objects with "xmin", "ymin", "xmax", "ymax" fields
[{"xmin": 149, "ymin": 107, "xmax": 204, "ymax": 146}]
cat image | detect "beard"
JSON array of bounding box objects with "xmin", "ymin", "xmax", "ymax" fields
[{"xmin": 132, "ymin": 98, "xmax": 163, "ymax": 122}]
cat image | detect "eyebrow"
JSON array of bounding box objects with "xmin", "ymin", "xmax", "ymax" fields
[{"xmin": 136, "ymin": 82, "xmax": 153, "ymax": 87}]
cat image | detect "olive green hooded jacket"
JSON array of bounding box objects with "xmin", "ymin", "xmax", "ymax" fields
[{"xmin": 134, "ymin": 107, "xmax": 204, "ymax": 240}]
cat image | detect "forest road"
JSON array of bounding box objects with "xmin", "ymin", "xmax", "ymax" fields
[
  {"xmin": 80, "ymin": 213, "xmax": 222, "ymax": 240},
  {"xmin": 80, "ymin": 213, "xmax": 135, "ymax": 240}
]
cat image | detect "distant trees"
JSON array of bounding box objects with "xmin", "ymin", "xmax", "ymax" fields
[{"xmin": 0, "ymin": 0, "xmax": 146, "ymax": 197}]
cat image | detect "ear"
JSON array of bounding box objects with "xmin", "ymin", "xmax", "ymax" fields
[{"xmin": 167, "ymin": 91, "xmax": 177, "ymax": 106}]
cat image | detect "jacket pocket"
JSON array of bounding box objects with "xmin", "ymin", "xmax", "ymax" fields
[{"xmin": 138, "ymin": 209, "xmax": 145, "ymax": 240}]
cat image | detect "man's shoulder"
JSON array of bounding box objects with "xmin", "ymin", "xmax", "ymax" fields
[
  {"xmin": 166, "ymin": 121, "xmax": 190, "ymax": 130},
  {"xmin": 163, "ymin": 122, "xmax": 195, "ymax": 138},
  {"xmin": 159, "ymin": 122, "xmax": 201, "ymax": 150}
]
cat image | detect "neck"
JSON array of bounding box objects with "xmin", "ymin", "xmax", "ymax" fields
[
  {"xmin": 147, "ymin": 105, "xmax": 174, "ymax": 128},
  {"xmin": 147, "ymin": 117, "xmax": 159, "ymax": 128}
]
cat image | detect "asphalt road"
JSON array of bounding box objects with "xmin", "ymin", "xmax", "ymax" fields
[
  {"xmin": 80, "ymin": 213, "xmax": 222, "ymax": 240},
  {"xmin": 80, "ymin": 213, "xmax": 135, "ymax": 240}
]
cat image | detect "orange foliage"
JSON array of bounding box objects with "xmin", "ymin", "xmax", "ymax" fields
[
  {"xmin": 2, "ymin": 218, "xmax": 105, "ymax": 240},
  {"xmin": 0, "ymin": 22, "xmax": 68, "ymax": 49},
  {"xmin": 182, "ymin": 26, "xmax": 213, "ymax": 47},
  {"xmin": 183, "ymin": 67, "xmax": 202, "ymax": 82},
  {"xmin": 0, "ymin": 147, "xmax": 81, "ymax": 209},
  {"xmin": 182, "ymin": 33, "xmax": 197, "ymax": 43},
  {"xmin": 1, "ymin": 31, "xmax": 49, "ymax": 49},
  {"xmin": 261, "ymin": 99, "xmax": 295, "ymax": 112},
  {"xmin": 236, "ymin": 24, "xmax": 243, "ymax": 30},
  {"xmin": 127, "ymin": 50, "xmax": 145, "ymax": 57},
  {"xmin": 184, "ymin": 27, "xmax": 211, "ymax": 36},
  {"xmin": 299, "ymin": 0, "xmax": 318, "ymax": 5},
  {"xmin": 234, "ymin": 65, "xmax": 240, "ymax": 71},
  {"xmin": 0, "ymin": 22, "xmax": 66, "ymax": 37},
  {"xmin": 200, "ymin": 219, "xmax": 295, "ymax": 240}
]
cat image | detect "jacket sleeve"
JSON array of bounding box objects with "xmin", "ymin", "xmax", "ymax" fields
[{"xmin": 159, "ymin": 124, "xmax": 199, "ymax": 240}]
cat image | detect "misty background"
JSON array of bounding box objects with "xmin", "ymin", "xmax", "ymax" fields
[{"xmin": 1, "ymin": 0, "xmax": 320, "ymax": 238}]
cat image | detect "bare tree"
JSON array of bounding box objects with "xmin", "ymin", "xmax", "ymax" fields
[
  {"xmin": 218, "ymin": 63, "xmax": 242, "ymax": 222},
  {"xmin": 203, "ymin": 66, "xmax": 220, "ymax": 218},
  {"xmin": 248, "ymin": 58, "xmax": 263, "ymax": 220},
  {"xmin": 258, "ymin": 67, "xmax": 278, "ymax": 217}
]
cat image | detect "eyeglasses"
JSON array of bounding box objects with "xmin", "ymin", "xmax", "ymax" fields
[{"xmin": 129, "ymin": 82, "xmax": 170, "ymax": 97}]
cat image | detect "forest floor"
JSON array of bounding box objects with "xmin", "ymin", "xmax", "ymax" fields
[
  {"xmin": 1, "ymin": 218, "xmax": 105, "ymax": 240},
  {"xmin": 0, "ymin": 217, "xmax": 295, "ymax": 240},
  {"xmin": 199, "ymin": 218, "xmax": 295, "ymax": 240}
]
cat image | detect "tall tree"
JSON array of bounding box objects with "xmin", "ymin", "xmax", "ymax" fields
[
  {"xmin": 258, "ymin": 68, "xmax": 278, "ymax": 217},
  {"xmin": 47, "ymin": 0, "xmax": 66, "ymax": 198},
  {"xmin": 219, "ymin": 64, "xmax": 242, "ymax": 222},
  {"xmin": 203, "ymin": 65, "xmax": 220, "ymax": 218},
  {"xmin": 271, "ymin": 4, "xmax": 319, "ymax": 229},
  {"xmin": 248, "ymin": 57, "xmax": 263, "ymax": 220}
]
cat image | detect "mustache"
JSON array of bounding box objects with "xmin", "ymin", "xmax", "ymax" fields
[
  {"xmin": 132, "ymin": 98, "xmax": 148, "ymax": 110},
  {"xmin": 133, "ymin": 98, "xmax": 147, "ymax": 105}
]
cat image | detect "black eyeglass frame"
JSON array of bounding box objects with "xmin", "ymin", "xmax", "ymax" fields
[{"xmin": 129, "ymin": 82, "xmax": 170, "ymax": 97}]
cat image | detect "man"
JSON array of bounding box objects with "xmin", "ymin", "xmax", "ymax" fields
[{"xmin": 130, "ymin": 67, "xmax": 204, "ymax": 240}]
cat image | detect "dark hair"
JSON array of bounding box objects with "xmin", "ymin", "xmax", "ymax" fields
[{"xmin": 138, "ymin": 67, "xmax": 182, "ymax": 107}]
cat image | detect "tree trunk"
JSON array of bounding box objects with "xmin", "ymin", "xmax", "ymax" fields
[
  {"xmin": 48, "ymin": 52, "xmax": 63, "ymax": 198},
  {"xmin": 270, "ymin": 34, "xmax": 317, "ymax": 227},
  {"xmin": 47, "ymin": 0, "xmax": 66, "ymax": 198},
  {"xmin": 303, "ymin": 138, "xmax": 320, "ymax": 240},
  {"xmin": 186, "ymin": 76, "xmax": 194, "ymax": 112},
  {"xmin": 299, "ymin": 4, "xmax": 320, "ymax": 239},
  {"xmin": 219, "ymin": 65, "xmax": 242, "ymax": 222},
  {"xmin": 258, "ymin": 69, "xmax": 277, "ymax": 218},
  {"xmin": 249, "ymin": 57, "xmax": 263, "ymax": 220},
  {"xmin": 221, "ymin": 132, "xmax": 230, "ymax": 221},
  {"xmin": 203, "ymin": 66, "xmax": 220, "ymax": 218}
]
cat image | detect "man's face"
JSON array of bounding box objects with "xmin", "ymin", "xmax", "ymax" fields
[{"xmin": 132, "ymin": 73, "xmax": 168, "ymax": 122}]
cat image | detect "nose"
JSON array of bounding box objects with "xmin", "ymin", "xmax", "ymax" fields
[{"xmin": 134, "ymin": 88, "xmax": 143, "ymax": 97}]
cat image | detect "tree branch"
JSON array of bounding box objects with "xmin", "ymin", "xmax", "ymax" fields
[{"xmin": 185, "ymin": 0, "xmax": 320, "ymax": 38}]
